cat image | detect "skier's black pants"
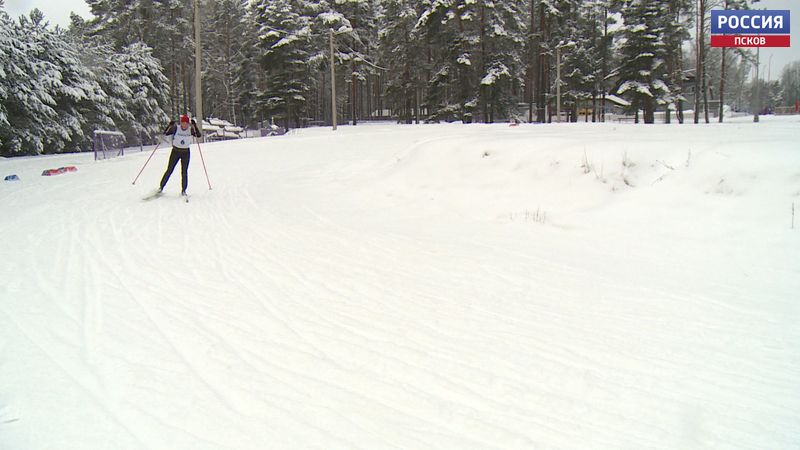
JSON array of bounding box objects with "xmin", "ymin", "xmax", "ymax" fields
[{"xmin": 160, "ymin": 147, "xmax": 190, "ymax": 192}]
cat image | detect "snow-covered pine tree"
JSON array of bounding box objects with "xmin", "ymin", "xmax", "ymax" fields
[
  {"xmin": 1, "ymin": 11, "xmax": 62, "ymax": 154},
  {"xmin": 552, "ymin": 0, "xmax": 599, "ymax": 122},
  {"xmin": 590, "ymin": 0, "xmax": 619, "ymax": 123},
  {"xmin": 319, "ymin": 0, "xmax": 379, "ymax": 126},
  {"xmin": 615, "ymin": 0, "xmax": 669, "ymax": 124},
  {"xmin": 411, "ymin": 0, "xmax": 530, "ymax": 123},
  {"xmin": 412, "ymin": 1, "xmax": 451, "ymax": 122},
  {"xmin": 22, "ymin": 11, "xmax": 109, "ymax": 152},
  {"xmin": 661, "ymin": 0, "xmax": 691, "ymax": 123},
  {"xmin": 116, "ymin": 42, "xmax": 170, "ymax": 143},
  {"xmin": 86, "ymin": 0, "xmax": 191, "ymax": 116},
  {"xmin": 85, "ymin": 42, "xmax": 135, "ymax": 134},
  {"xmin": 233, "ymin": 7, "xmax": 264, "ymax": 129},
  {"xmin": 475, "ymin": 0, "xmax": 526, "ymax": 123},
  {"xmin": 525, "ymin": 0, "xmax": 542, "ymax": 122},
  {"xmin": 203, "ymin": 0, "xmax": 249, "ymax": 125},
  {"xmin": 253, "ymin": 0, "xmax": 316, "ymax": 129},
  {"xmin": 379, "ymin": 0, "xmax": 424, "ymax": 124},
  {"xmin": 415, "ymin": 0, "xmax": 481, "ymax": 123},
  {"xmin": 0, "ymin": 6, "xmax": 12, "ymax": 149}
]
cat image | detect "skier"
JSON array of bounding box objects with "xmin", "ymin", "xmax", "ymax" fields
[{"xmin": 159, "ymin": 114, "xmax": 201, "ymax": 197}]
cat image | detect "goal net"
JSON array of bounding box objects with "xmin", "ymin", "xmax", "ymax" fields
[{"xmin": 93, "ymin": 130, "xmax": 126, "ymax": 161}]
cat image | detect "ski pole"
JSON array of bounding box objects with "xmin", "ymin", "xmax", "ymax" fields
[
  {"xmin": 132, "ymin": 141, "xmax": 161, "ymax": 185},
  {"xmin": 195, "ymin": 138, "xmax": 212, "ymax": 190}
]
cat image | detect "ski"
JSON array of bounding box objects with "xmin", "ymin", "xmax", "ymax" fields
[{"xmin": 142, "ymin": 190, "xmax": 163, "ymax": 201}]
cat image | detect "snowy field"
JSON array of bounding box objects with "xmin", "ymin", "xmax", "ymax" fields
[{"xmin": 1, "ymin": 117, "xmax": 799, "ymax": 449}]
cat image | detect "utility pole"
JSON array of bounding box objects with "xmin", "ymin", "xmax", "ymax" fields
[
  {"xmin": 194, "ymin": 0, "xmax": 204, "ymax": 140},
  {"xmin": 330, "ymin": 29, "xmax": 337, "ymax": 131},
  {"xmin": 555, "ymin": 41, "xmax": 573, "ymax": 123}
]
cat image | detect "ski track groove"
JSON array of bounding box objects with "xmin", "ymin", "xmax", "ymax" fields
[
  {"xmin": 0, "ymin": 308, "xmax": 150, "ymax": 449},
  {"xmin": 94, "ymin": 249, "xmax": 249, "ymax": 422},
  {"xmin": 202, "ymin": 208, "xmax": 671, "ymax": 446},
  {"xmin": 180, "ymin": 204, "xmax": 561, "ymax": 446},
  {"xmin": 149, "ymin": 304, "xmax": 363, "ymax": 449}
]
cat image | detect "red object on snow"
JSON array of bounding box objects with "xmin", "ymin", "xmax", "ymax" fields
[{"xmin": 41, "ymin": 166, "xmax": 78, "ymax": 176}]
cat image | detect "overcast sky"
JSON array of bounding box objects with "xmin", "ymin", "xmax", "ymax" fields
[
  {"xmin": 3, "ymin": 0, "xmax": 799, "ymax": 77},
  {"xmin": 4, "ymin": 0, "xmax": 91, "ymax": 29}
]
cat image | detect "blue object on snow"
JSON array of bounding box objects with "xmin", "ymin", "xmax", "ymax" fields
[{"xmin": 4, "ymin": 174, "xmax": 19, "ymax": 181}]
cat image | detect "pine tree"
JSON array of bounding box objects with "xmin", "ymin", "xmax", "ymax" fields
[
  {"xmin": 117, "ymin": 42, "xmax": 171, "ymax": 142},
  {"xmin": 0, "ymin": 7, "xmax": 14, "ymax": 151},
  {"xmin": 26, "ymin": 12, "xmax": 110, "ymax": 152},
  {"xmin": 252, "ymin": 0, "xmax": 316, "ymax": 129},
  {"xmin": 592, "ymin": 0, "xmax": 619, "ymax": 122},
  {"xmin": 204, "ymin": 0, "xmax": 248, "ymax": 125},
  {"xmin": 86, "ymin": 42, "xmax": 135, "ymax": 133},
  {"xmin": 661, "ymin": 0, "xmax": 691, "ymax": 123},
  {"xmin": 615, "ymin": 0, "xmax": 669, "ymax": 124},
  {"xmin": 415, "ymin": 0, "xmax": 482, "ymax": 123},
  {"xmin": 552, "ymin": 1, "xmax": 598, "ymax": 122},
  {"xmin": 85, "ymin": 0, "xmax": 192, "ymax": 116},
  {"xmin": 1, "ymin": 11, "xmax": 63, "ymax": 154},
  {"xmin": 233, "ymin": 8, "xmax": 264, "ymax": 128},
  {"xmin": 320, "ymin": 0, "xmax": 379, "ymax": 125},
  {"xmin": 380, "ymin": 0, "xmax": 424, "ymax": 124},
  {"xmin": 780, "ymin": 61, "xmax": 800, "ymax": 109},
  {"xmin": 413, "ymin": 1, "xmax": 458, "ymax": 122},
  {"xmin": 475, "ymin": 0, "xmax": 526, "ymax": 123}
]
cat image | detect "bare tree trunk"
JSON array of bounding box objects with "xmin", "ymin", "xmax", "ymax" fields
[
  {"xmin": 601, "ymin": 5, "xmax": 608, "ymax": 123},
  {"xmin": 351, "ymin": 72, "xmax": 357, "ymax": 126},
  {"xmin": 719, "ymin": 47, "xmax": 727, "ymax": 122},
  {"xmin": 703, "ymin": 72, "xmax": 710, "ymax": 123},
  {"xmin": 537, "ymin": 4, "xmax": 548, "ymax": 123},
  {"xmin": 181, "ymin": 64, "xmax": 187, "ymax": 114},
  {"xmin": 377, "ymin": 72, "xmax": 384, "ymax": 122},
  {"xmin": 527, "ymin": 0, "xmax": 536, "ymax": 122},
  {"xmin": 701, "ymin": 0, "xmax": 710, "ymax": 123},
  {"xmin": 480, "ymin": 2, "xmax": 488, "ymax": 123},
  {"xmin": 367, "ymin": 74, "xmax": 373, "ymax": 122},
  {"xmin": 677, "ymin": 17, "xmax": 685, "ymax": 125},
  {"xmin": 171, "ymin": 62, "xmax": 178, "ymax": 116},
  {"xmin": 694, "ymin": 0, "xmax": 704, "ymax": 124},
  {"xmin": 415, "ymin": 83, "xmax": 421, "ymax": 124}
]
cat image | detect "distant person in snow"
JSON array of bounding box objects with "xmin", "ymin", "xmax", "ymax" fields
[{"xmin": 159, "ymin": 114, "xmax": 201, "ymax": 196}]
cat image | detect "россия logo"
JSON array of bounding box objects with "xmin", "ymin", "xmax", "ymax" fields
[{"xmin": 710, "ymin": 10, "xmax": 790, "ymax": 48}]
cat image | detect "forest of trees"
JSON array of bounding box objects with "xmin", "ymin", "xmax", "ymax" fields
[{"xmin": 1, "ymin": 0, "xmax": 798, "ymax": 156}]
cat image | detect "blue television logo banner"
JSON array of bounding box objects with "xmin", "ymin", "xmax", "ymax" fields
[
  {"xmin": 711, "ymin": 10, "xmax": 790, "ymax": 35},
  {"xmin": 711, "ymin": 10, "xmax": 790, "ymax": 47}
]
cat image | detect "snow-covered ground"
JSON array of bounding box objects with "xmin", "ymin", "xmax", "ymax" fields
[{"xmin": 1, "ymin": 117, "xmax": 799, "ymax": 449}]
